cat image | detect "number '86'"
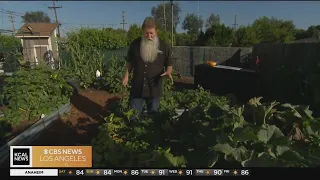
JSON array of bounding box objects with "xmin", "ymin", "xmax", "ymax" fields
[{"xmin": 241, "ymin": 170, "xmax": 249, "ymax": 176}]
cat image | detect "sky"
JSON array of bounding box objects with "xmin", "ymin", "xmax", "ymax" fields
[{"xmin": 1, "ymin": 1, "xmax": 320, "ymax": 37}]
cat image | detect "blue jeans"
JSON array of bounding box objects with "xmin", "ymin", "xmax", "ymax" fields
[{"xmin": 129, "ymin": 97, "xmax": 160, "ymax": 115}]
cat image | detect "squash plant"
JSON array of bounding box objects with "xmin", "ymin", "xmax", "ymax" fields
[
  {"xmin": 92, "ymin": 110, "xmax": 186, "ymax": 168},
  {"xmin": 92, "ymin": 90, "xmax": 320, "ymax": 167},
  {"xmin": 1, "ymin": 67, "xmax": 73, "ymax": 125}
]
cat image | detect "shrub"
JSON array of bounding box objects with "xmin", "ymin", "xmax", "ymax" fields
[
  {"xmin": 1, "ymin": 67, "xmax": 73, "ymax": 124},
  {"xmin": 0, "ymin": 35, "xmax": 23, "ymax": 72},
  {"xmin": 0, "ymin": 35, "xmax": 21, "ymax": 49},
  {"xmin": 60, "ymin": 28, "xmax": 128, "ymax": 88},
  {"xmin": 127, "ymin": 24, "xmax": 141, "ymax": 45},
  {"xmin": 95, "ymin": 56, "xmax": 132, "ymax": 93},
  {"xmin": 66, "ymin": 28, "xmax": 127, "ymax": 50}
]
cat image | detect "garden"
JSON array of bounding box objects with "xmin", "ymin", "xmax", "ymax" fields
[{"xmin": 0, "ymin": 28, "xmax": 320, "ymax": 168}]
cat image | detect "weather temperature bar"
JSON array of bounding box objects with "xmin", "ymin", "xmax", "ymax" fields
[{"xmin": 57, "ymin": 168, "xmax": 250, "ymax": 176}]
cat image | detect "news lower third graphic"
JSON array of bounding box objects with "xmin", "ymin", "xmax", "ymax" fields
[
  {"xmin": 9, "ymin": 146, "xmax": 252, "ymax": 177},
  {"xmin": 10, "ymin": 168, "xmax": 251, "ymax": 177},
  {"xmin": 10, "ymin": 146, "xmax": 92, "ymax": 168}
]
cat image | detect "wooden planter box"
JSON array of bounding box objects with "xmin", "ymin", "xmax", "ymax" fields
[
  {"xmin": 194, "ymin": 64, "xmax": 260, "ymax": 103},
  {"xmin": 0, "ymin": 102, "xmax": 71, "ymax": 165}
]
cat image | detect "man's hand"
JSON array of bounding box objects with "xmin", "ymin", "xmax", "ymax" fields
[
  {"xmin": 161, "ymin": 71, "xmax": 173, "ymax": 84},
  {"xmin": 122, "ymin": 62, "xmax": 131, "ymax": 87},
  {"xmin": 122, "ymin": 74, "xmax": 129, "ymax": 87}
]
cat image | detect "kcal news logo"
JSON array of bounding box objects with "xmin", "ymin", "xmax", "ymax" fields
[{"xmin": 10, "ymin": 146, "xmax": 33, "ymax": 168}]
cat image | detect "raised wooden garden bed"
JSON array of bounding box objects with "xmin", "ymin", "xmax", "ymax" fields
[{"xmin": 0, "ymin": 102, "xmax": 71, "ymax": 165}]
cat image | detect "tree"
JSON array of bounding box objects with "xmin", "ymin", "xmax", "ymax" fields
[
  {"xmin": 127, "ymin": 24, "xmax": 142, "ymax": 44},
  {"xmin": 251, "ymin": 16, "xmax": 296, "ymax": 43},
  {"xmin": 0, "ymin": 34, "xmax": 21, "ymax": 49},
  {"xmin": 294, "ymin": 29, "xmax": 310, "ymax": 40},
  {"xmin": 205, "ymin": 13, "xmax": 220, "ymax": 30},
  {"xmin": 203, "ymin": 24, "xmax": 236, "ymax": 47},
  {"xmin": 182, "ymin": 13, "xmax": 204, "ymax": 35},
  {"xmin": 175, "ymin": 33, "xmax": 196, "ymax": 46},
  {"xmin": 235, "ymin": 25, "xmax": 259, "ymax": 47},
  {"xmin": 22, "ymin": 11, "xmax": 51, "ymax": 23},
  {"xmin": 157, "ymin": 29, "xmax": 172, "ymax": 45},
  {"xmin": 151, "ymin": 2, "xmax": 181, "ymax": 32},
  {"xmin": 306, "ymin": 25, "xmax": 320, "ymax": 38}
]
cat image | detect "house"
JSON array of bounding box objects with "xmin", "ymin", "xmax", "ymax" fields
[{"xmin": 15, "ymin": 23, "xmax": 59, "ymax": 67}]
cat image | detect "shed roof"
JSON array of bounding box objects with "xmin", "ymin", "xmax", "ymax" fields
[{"xmin": 15, "ymin": 23, "xmax": 58, "ymax": 37}]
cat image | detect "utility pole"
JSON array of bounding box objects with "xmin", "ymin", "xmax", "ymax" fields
[
  {"xmin": 48, "ymin": 0, "xmax": 62, "ymax": 37},
  {"xmin": 163, "ymin": 1, "xmax": 166, "ymax": 31},
  {"xmin": 197, "ymin": 0, "xmax": 200, "ymax": 33},
  {"xmin": 170, "ymin": 0, "xmax": 173, "ymax": 47},
  {"xmin": 8, "ymin": 11, "xmax": 15, "ymax": 35},
  {"xmin": 121, "ymin": 11, "xmax": 127, "ymax": 30},
  {"xmin": 232, "ymin": 14, "xmax": 238, "ymax": 31}
]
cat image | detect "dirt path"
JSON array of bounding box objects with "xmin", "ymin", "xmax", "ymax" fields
[{"xmin": 33, "ymin": 90, "xmax": 123, "ymax": 146}]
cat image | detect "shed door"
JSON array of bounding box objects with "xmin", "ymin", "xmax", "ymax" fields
[{"xmin": 34, "ymin": 46, "xmax": 48, "ymax": 64}]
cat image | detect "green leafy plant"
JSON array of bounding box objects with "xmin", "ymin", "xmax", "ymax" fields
[
  {"xmin": 95, "ymin": 55, "xmax": 132, "ymax": 93},
  {"xmin": 60, "ymin": 28, "xmax": 127, "ymax": 88},
  {"xmin": 1, "ymin": 67, "xmax": 73, "ymax": 125},
  {"xmin": 93, "ymin": 91, "xmax": 320, "ymax": 168},
  {"xmin": 92, "ymin": 110, "xmax": 186, "ymax": 167}
]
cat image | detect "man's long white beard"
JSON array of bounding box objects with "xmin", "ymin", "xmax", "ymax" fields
[{"xmin": 140, "ymin": 36, "xmax": 159, "ymax": 63}]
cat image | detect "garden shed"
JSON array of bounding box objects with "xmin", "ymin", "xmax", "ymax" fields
[{"xmin": 15, "ymin": 23, "xmax": 59, "ymax": 66}]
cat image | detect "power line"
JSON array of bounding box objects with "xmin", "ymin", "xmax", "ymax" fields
[
  {"xmin": 0, "ymin": 29, "xmax": 13, "ymax": 35},
  {"xmin": 48, "ymin": 0, "xmax": 62, "ymax": 37},
  {"xmin": 62, "ymin": 22, "xmax": 118, "ymax": 29},
  {"xmin": 0, "ymin": 8, "xmax": 23, "ymax": 17},
  {"xmin": 107, "ymin": 24, "xmax": 117, "ymax": 28},
  {"xmin": 120, "ymin": 11, "xmax": 127, "ymax": 30}
]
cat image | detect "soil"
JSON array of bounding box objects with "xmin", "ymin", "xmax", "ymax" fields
[
  {"xmin": 0, "ymin": 105, "xmax": 42, "ymax": 147},
  {"xmin": 0, "ymin": 116, "xmax": 39, "ymax": 146},
  {"xmin": 0, "ymin": 76, "xmax": 194, "ymax": 167},
  {"xmin": 32, "ymin": 76, "xmax": 194, "ymax": 146}
]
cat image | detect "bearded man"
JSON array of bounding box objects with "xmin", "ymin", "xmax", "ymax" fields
[{"xmin": 122, "ymin": 17, "xmax": 173, "ymax": 115}]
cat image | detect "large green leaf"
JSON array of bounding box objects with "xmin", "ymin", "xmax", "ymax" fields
[
  {"xmin": 257, "ymin": 125, "xmax": 288, "ymax": 145},
  {"xmin": 233, "ymin": 126, "xmax": 258, "ymax": 142},
  {"xmin": 231, "ymin": 146, "xmax": 250, "ymax": 162},
  {"xmin": 241, "ymin": 152, "xmax": 282, "ymax": 167},
  {"xmin": 212, "ymin": 143, "xmax": 234, "ymax": 155},
  {"xmin": 276, "ymin": 145, "xmax": 305, "ymax": 163}
]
